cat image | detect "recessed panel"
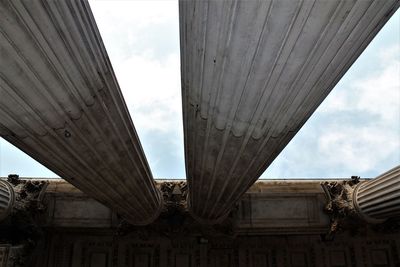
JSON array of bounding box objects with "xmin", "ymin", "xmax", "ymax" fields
[
  {"xmin": 208, "ymin": 250, "xmax": 232, "ymax": 267},
  {"xmin": 329, "ymin": 250, "xmax": 347, "ymax": 267},
  {"xmin": 175, "ymin": 253, "xmax": 191, "ymax": 267},
  {"xmin": 253, "ymin": 253, "xmax": 269, "ymax": 267},
  {"xmin": 371, "ymin": 249, "xmax": 390, "ymax": 267},
  {"xmin": 133, "ymin": 253, "xmax": 150, "ymax": 267},
  {"xmin": 290, "ymin": 252, "xmax": 308, "ymax": 267},
  {"xmin": 90, "ymin": 252, "xmax": 108, "ymax": 267}
]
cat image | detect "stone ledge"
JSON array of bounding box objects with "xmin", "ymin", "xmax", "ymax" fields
[{"xmin": 35, "ymin": 179, "xmax": 332, "ymax": 234}]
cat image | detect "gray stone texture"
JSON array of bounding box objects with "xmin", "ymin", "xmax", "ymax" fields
[
  {"xmin": 179, "ymin": 0, "xmax": 400, "ymax": 223},
  {"xmin": 0, "ymin": 0, "xmax": 162, "ymax": 225}
]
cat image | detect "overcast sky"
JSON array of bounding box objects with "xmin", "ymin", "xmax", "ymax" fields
[{"xmin": 0, "ymin": 1, "xmax": 399, "ymax": 179}]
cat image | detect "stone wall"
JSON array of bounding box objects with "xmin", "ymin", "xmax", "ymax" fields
[
  {"xmin": 42, "ymin": 180, "xmax": 329, "ymax": 234},
  {"xmin": 1, "ymin": 179, "xmax": 399, "ymax": 266},
  {"xmin": 31, "ymin": 230, "xmax": 400, "ymax": 267}
]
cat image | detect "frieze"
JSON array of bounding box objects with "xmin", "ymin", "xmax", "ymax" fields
[
  {"xmin": 116, "ymin": 181, "xmax": 237, "ymax": 239},
  {"xmin": 371, "ymin": 218, "xmax": 400, "ymax": 233}
]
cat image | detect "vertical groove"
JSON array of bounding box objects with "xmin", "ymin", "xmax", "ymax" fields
[
  {"xmin": 355, "ymin": 166, "xmax": 400, "ymax": 221},
  {"xmin": 0, "ymin": 180, "xmax": 14, "ymax": 222},
  {"xmin": 0, "ymin": 0, "xmax": 162, "ymax": 225},
  {"xmin": 180, "ymin": 0, "xmax": 399, "ymax": 223}
]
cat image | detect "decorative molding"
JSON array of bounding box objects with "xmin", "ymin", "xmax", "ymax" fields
[
  {"xmin": 160, "ymin": 181, "xmax": 188, "ymax": 215},
  {"xmin": 321, "ymin": 177, "xmax": 364, "ymax": 239},
  {"xmin": 8, "ymin": 179, "xmax": 335, "ymax": 234},
  {"xmin": 321, "ymin": 176, "xmax": 400, "ymax": 241},
  {"xmin": 116, "ymin": 181, "xmax": 236, "ymax": 239},
  {"xmin": 40, "ymin": 231, "xmax": 400, "ymax": 267},
  {"xmin": 0, "ymin": 175, "xmax": 48, "ymax": 267}
]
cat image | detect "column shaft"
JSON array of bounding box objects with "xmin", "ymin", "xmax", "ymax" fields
[
  {"xmin": 354, "ymin": 166, "xmax": 400, "ymax": 222},
  {"xmin": 0, "ymin": 180, "xmax": 14, "ymax": 222},
  {"xmin": 180, "ymin": 0, "xmax": 399, "ymax": 223},
  {"xmin": 0, "ymin": 0, "xmax": 162, "ymax": 225}
]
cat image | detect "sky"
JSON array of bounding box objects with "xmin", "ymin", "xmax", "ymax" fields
[{"xmin": 0, "ymin": 1, "xmax": 399, "ymax": 179}]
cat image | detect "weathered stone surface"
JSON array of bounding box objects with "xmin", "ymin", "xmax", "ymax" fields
[
  {"xmin": 180, "ymin": 0, "xmax": 400, "ymax": 223},
  {"xmin": 0, "ymin": 176, "xmax": 50, "ymax": 266},
  {"xmin": 0, "ymin": 246, "xmax": 9, "ymax": 266},
  {"xmin": 354, "ymin": 165, "xmax": 400, "ymax": 223},
  {"xmin": 44, "ymin": 179, "xmax": 117, "ymax": 228},
  {"xmin": 1, "ymin": 178, "xmax": 399, "ymax": 266},
  {"xmin": 0, "ymin": 0, "xmax": 162, "ymax": 225},
  {"xmin": 42, "ymin": 179, "xmax": 331, "ymax": 233},
  {"xmin": 27, "ymin": 230, "xmax": 400, "ymax": 267},
  {"xmin": 237, "ymin": 180, "xmax": 329, "ymax": 235},
  {"xmin": 321, "ymin": 176, "xmax": 363, "ymax": 239},
  {"xmin": 0, "ymin": 180, "xmax": 14, "ymax": 222}
]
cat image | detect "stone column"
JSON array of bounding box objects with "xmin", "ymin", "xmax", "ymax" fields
[
  {"xmin": 0, "ymin": 0, "xmax": 163, "ymax": 225},
  {"xmin": 353, "ymin": 165, "xmax": 400, "ymax": 223},
  {"xmin": 180, "ymin": 0, "xmax": 399, "ymax": 224},
  {"xmin": 0, "ymin": 180, "xmax": 14, "ymax": 222}
]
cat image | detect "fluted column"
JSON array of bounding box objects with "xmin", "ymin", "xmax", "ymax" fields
[
  {"xmin": 354, "ymin": 165, "xmax": 400, "ymax": 223},
  {"xmin": 0, "ymin": 180, "xmax": 14, "ymax": 222},
  {"xmin": 0, "ymin": 0, "xmax": 162, "ymax": 225},
  {"xmin": 180, "ymin": 0, "xmax": 399, "ymax": 223}
]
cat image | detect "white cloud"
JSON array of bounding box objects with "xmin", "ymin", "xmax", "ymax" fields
[
  {"xmin": 89, "ymin": 0, "xmax": 182, "ymax": 133},
  {"xmin": 1, "ymin": 1, "xmax": 397, "ymax": 179},
  {"xmin": 89, "ymin": 0, "xmax": 185, "ymax": 177},
  {"xmin": 115, "ymin": 53, "xmax": 182, "ymax": 134},
  {"xmin": 356, "ymin": 48, "xmax": 400, "ymax": 124},
  {"xmin": 263, "ymin": 41, "xmax": 400, "ymax": 178},
  {"xmin": 318, "ymin": 50, "xmax": 400, "ymax": 174},
  {"xmin": 2, "ymin": 0, "xmax": 185, "ymax": 178},
  {"xmin": 321, "ymin": 44, "xmax": 400, "ymax": 125},
  {"xmin": 318, "ymin": 126, "xmax": 399, "ymax": 173},
  {"xmin": 89, "ymin": 0, "xmax": 179, "ymax": 62},
  {"xmin": 0, "ymin": 138, "xmax": 58, "ymax": 177}
]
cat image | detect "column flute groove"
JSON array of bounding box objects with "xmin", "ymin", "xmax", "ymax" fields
[
  {"xmin": 354, "ymin": 165, "xmax": 400, "ymax": 223},
  {"xmin": 0, "ymin": 180, "xmax": 15, "ymax": 222},
  {"xmin": 180, "ymin": 0, "xmax": 399, "ymax": 223},
  {"xmin": 0, "ymin": 0, "xmax": 162, "ymax": 225}
]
